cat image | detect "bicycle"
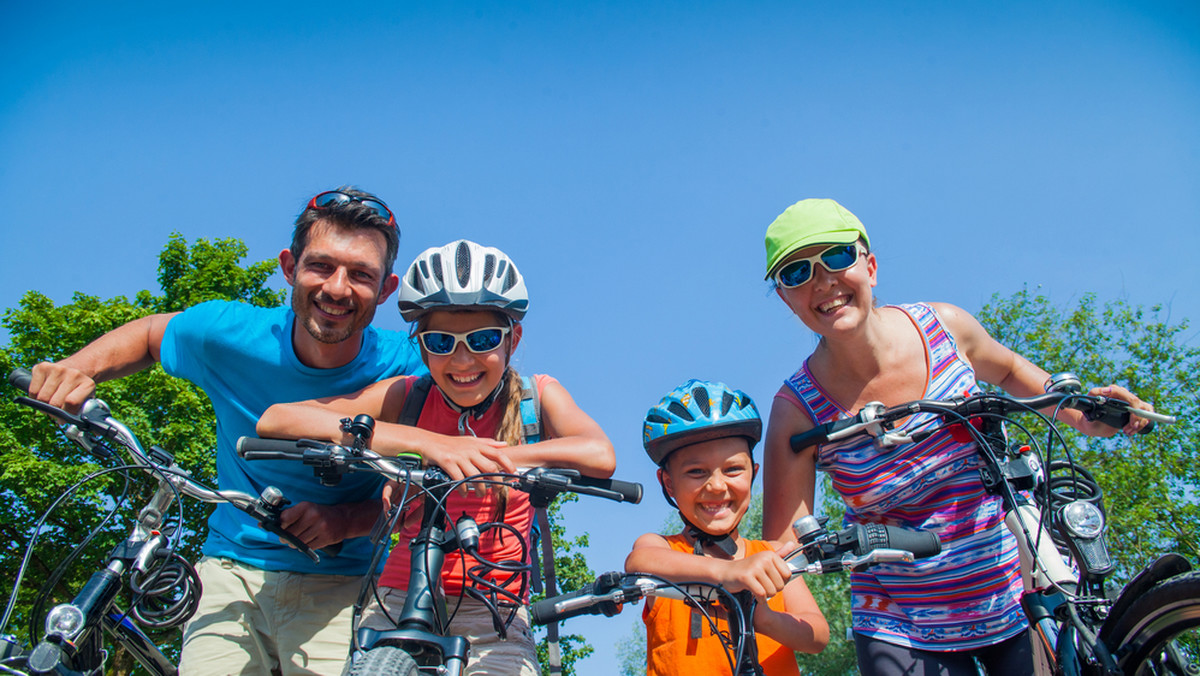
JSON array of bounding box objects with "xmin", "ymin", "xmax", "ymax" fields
[
  {"xmin": 786, "ymin": 372, "xmax": 1192, "ymax": 676},
  {"xmin": 2, "ymin": 368, "xmax": 322, "ymax": 676},
  {"xmin": 238, "ymin": 415, "xmax": 644, "ymax": 676},
  {"xmin": 530, "ymin": 516, "xmax": 942, "ymax": 674}
]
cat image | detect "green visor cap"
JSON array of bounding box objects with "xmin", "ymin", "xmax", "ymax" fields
[{"xmin": 764, "ymin": 198, "xmax": 871, "ymax": 279}]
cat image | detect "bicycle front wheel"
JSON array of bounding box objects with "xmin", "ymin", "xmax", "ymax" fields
[
  {"xmin": 346, "ymin": 646, "xmax": 422, "ymax": 676},
  {"xmin": 1100, "ymin": 571, "xmax": 1200, "ymax": 675}
]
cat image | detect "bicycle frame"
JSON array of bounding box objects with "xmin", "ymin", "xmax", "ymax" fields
[{"xmin": 352, "ymin": 464, "xmax": 471, "ymax": 675}]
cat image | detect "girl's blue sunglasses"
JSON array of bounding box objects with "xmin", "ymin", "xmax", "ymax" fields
[
  {"xmin": 418, "ymin": 327, "xmax": 510, "ymax": 355},
  {"xmin": 774, "ymin": 242, "xmax": 864, "ymax": 289}
]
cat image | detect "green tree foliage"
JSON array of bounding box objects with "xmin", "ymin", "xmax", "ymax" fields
[
  {"xmin": 979, "ymin": 288, "xmax": 1200, "ymax": 578},
  {"xmin": 0, "ymin": 234, "xmax": 284, "ymax": 671}
]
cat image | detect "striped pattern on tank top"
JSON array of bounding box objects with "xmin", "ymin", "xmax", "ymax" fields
[{"xmin": 782, "ymin": 303, "xmax": 1027, "ymax": 651}]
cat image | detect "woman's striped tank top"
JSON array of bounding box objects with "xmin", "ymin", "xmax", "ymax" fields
[{"xmin": 780, "ymin": 303, "xmax": 1027, "ymax": 651}]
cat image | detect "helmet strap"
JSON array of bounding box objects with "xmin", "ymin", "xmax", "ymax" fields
[
  {"xmin": 438, "ymin": 370, "xmax": 509, "ymax": 436},
  {"xmin": 681, "ymin": 517, "xmax": 739, "ymax": 559}
]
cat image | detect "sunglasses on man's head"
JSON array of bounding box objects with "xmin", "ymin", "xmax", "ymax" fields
[
  {"xmin": 418, "ymin": 327, "xmax": 510, "ymax": 355},
  {"xmin": 308, "ymin": 190, "xmax": 396, "ymax": 228},
  {"xmin": 774, "ymin": 242, "xmax": 865, "ymax": 289}
]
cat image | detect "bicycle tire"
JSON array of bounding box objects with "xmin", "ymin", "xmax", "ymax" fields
[
  {"xmin": 1099, "ymin": 571, "xmax": 1200, "ymax": 675},
  {"xmin": 345, "ymin": 646, "xmax": 422, "ymax": 676}
]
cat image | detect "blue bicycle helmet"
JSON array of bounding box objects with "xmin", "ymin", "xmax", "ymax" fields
[{"xmin": 643, "ymin": 379, "xmax": 762, "ymax": 466}]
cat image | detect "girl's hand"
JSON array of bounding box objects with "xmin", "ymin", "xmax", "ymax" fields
[
  {"xmin": 421, "ymin": 435, "xmax": 515, "ymax": 484},
  {"xmin": 1082, "ymin": 384, "xmax": 1154, "ymax": 437}
]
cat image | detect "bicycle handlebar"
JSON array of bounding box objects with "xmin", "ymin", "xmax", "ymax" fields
[
  {"xmin": 8, "ymin": 367, "xmax": 321, "ymax": 562},
  {"xmin": 236, "ymin": 435, "xmax": 644, "ymax": 505},
  {"xmin": 530, "ymin": 521, "xmax": 940, "ymax": 626},
  {"xmin": 790, "ymin": 382, "xmax": 1176, "ymax": 453}
]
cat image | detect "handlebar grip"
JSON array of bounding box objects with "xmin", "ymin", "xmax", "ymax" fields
[
  {"xmin": 531, "ymin": 570, "xmax": 627, "ymax": 625},
  {"xmin": 570, "ymin": 475, "xmax": 643, "ymax": 504},
  {"xmin": 237, "ymin": 436, "xmax": 309, "ymax": 458},
  {"xmin": 790, "ymin": 422, "xmax": 834, "ymax": 453},
  {"xmin": 8, "ymin": 367, "xmax": 32, "ymax": 393},
  {"xmin": 530, "ymin": 586, "xmax": 604, "ymax": 625},
  {"xmin": 857, "ymin": 523, "xmax": 941, "ymax": 559}
]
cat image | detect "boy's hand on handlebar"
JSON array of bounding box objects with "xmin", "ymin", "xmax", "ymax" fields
[
  {"xmin": 1084, "ymin": 384, "xmax": 1154, "ymax": 437},
  {"xmin": 720, "ymin": 548, "xmax": 794, "ymax": 599},
  {"xmin": 30, "ymin": 362, "xmax": 97, "ymax": 414}
]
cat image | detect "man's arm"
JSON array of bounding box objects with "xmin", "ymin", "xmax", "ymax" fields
[{"xmin": 30, "ymin": 312, "xmax": 178, "ymax": 411}]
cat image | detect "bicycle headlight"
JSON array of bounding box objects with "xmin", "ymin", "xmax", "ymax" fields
[
  {"xmin": 44, "ymin": 603, "xmax": 85, "ymax": 639},
  {"xmin": 1061, "ymin": 500, "xmax": 1105, "ymax": 539}
]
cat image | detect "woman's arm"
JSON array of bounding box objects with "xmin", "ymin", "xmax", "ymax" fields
[
  {"xmin": 501, "ymin": 379, "xmax": 616, "ymax": 478},
  {"xmin": 933, "ymin": 302, "xmax": 1151, "ymax": 436},
  {"xmin": 762, "ymin": 388, "xmax": 819, "ymax": 542}
]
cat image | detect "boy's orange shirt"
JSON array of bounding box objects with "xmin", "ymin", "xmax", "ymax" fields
[{"xmin": 642, "ymin": 534, "xmax": 801, "ymax": 676}]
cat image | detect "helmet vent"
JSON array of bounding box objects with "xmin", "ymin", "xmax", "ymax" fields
[
  {"xmin": 455, "ymin": 241, "xmax": 471, "ymax": 287},
  {"xmin": 721, "ymin": 392, "xmax": 735, "ymax": 416},
  {"xmin": 483, "ymin": 254, "xmax": 496, "ymax": 284},
  {"xmin": 409, "ymin": 266, "xmax": 425, "ymax": 294},
  {"xmin": 646, "ymin": 412, "xmax": 670, "ymax": 424},
  {"xmin": 430, "ymin": 254, "xmax": 444, "ymax": 285},
  {"xmin": 504, "ymin": 266, "xmax": 518, "ymax": 292},
  {"xmin": 666, "ymin": 401, "xmax": 693, "ymax": 422},
  {"xmin": 692, "ymin": 387, "xmax": 711, "ymax": 417}
]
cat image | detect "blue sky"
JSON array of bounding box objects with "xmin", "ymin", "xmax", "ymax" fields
[{"xmin": 2, "ymin": 2, "xmax": 1198, "ymax": 672}]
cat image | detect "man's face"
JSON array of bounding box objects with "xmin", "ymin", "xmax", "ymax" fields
[{"xmin": 281, "ymin": 219, "xmax": 396, "ymax": 345}]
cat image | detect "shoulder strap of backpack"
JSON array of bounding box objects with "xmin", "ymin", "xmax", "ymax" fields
[
  {"xmin": 398, "ymin": 374, "xmax": 434, "ymax": 427},
  {"xmin": 519, "ymin": 375, "xmax": 541, "ymax": 444}
]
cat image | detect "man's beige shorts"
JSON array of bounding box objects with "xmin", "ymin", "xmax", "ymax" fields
[{"xmin": 179, "ymin": 557, "xmax": 361, "ymax": 676}]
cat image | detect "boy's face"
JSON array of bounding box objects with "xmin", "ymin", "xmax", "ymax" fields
[{"xmin": 659, "ymin": 437, "xmax": 756, "ymax": 537}]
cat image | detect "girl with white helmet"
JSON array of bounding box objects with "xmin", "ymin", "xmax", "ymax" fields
[{"xmin": 258, "ymin": 239, "xmax": 616, "ymax": 675}]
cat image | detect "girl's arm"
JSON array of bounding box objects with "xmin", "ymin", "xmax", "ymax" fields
[
  {"xmin": 933, "ymin": 302, "xmax": 1151, "ymax": 436},
  {"xmin": 256, "ymin": 377, "xmax": 515, "ymax": 481},
  {"xmin": 500, "ymin": 379, "xmax": 616, "ymax": 478},
  {"xmin": 753, "ymin": 563, "xmax": 830, "ymax": 654},
  {"xmin": 761, "ymin": 388, "xmax": 819, "ymax": 542}
]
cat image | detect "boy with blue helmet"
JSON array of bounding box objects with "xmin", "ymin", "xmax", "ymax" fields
[{"xmin": 627, "ymin": 379, "xmax": 829, "ymax": 675}]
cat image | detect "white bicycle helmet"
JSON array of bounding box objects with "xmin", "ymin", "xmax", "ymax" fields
[{"xmin": 397, "ymin": 239, "xmax": 529, "ymax": 322}]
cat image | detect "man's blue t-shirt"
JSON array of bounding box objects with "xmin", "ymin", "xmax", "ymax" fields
[{"xmin": 159, "ymin": 300, "xmax": 425, "ymax": 575}]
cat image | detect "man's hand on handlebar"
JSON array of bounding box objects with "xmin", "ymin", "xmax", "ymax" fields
[
  {"xmin": 277, "ymin": 500, "xmax": 379, "ymax": 550},
  {"xmin": 29, "ymin": 362, "xmax": 97, "ymax": 415}
]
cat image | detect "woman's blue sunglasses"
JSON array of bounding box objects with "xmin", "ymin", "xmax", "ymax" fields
[
  {"xmin": 774, "ymin": 243, "xmax": 864, "ymax": 289},
  {"xmin": 418, "ymin": 327, "xmax": 510, "ymax": 355}
]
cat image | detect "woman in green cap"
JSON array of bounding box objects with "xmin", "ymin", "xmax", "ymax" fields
[{"xmin": 758, "ymin": 198, "xmax": 1151, "ymax": 675}]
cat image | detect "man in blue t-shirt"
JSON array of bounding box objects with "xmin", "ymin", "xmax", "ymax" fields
[{"xmin": 29, "ymin": 187, "xmax": 426, "ymax": 675}]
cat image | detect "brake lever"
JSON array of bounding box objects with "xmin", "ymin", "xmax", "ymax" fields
[{"xmin": 243, "ymin": 487, "xmax": 320, "ymax": 564}]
